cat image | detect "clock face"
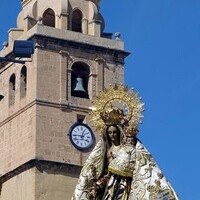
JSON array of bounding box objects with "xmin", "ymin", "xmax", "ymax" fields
[{"xmin": 69, "ymin": 123, "xmax": 95, "ymax": 151}]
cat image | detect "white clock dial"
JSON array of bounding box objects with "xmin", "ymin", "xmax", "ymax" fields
[{"xmin": 69, "ymin": 123, "xmax": 95, "ymax": 151}]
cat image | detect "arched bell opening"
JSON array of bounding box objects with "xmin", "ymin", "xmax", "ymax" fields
[
  {"xmin": 71, "ymin": 9, "xmax": 83, "ymax": 33},
  {"xmin": 20, "ymin": 65, "xmax": 27, "ymax": 99},
  {"xmin": 42, "ymin": 8, "xmax": 55, "ymax": 27},
  {"xmin": 9, "ymin": 74, "xmax": 16, "ymax": 106},
  {"xmin": 71, "ymin": 62, "xmax": 90, "ymax": 99}
]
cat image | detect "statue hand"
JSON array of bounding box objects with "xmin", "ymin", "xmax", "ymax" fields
[{"xmin": 88, "ymin": 186, "xmax": 98, "ymax": 199}]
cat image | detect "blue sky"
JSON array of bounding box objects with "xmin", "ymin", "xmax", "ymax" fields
[{"xmin": 1, "ymin": 0, "xmax": 199, "ymax": 199}]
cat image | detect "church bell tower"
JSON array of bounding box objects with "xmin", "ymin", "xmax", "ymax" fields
[{"xmin": 0, "ymin": 0, "xmax": 129, "ymax": 199}]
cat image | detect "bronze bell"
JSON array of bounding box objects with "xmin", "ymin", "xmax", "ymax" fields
[
  {"xmin": 72, "ymin": 77, "xmax": 88, "ymax": 98},
  {"xmin": 73, "ymin": 77, "xmax": 87, "ymax": 93}
]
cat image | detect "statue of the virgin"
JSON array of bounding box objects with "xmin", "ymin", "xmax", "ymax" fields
[{"xmin": 71, "ymin": 85, "xmax": 179, "ymax": 200}]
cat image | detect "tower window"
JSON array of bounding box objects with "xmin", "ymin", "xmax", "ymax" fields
[
  {"xmin": 71, "ymin": 9, "xmax": 83, "ymax": 33},
  {"xmin": 20, "ymin": 66, "xmax": 27, "ymax": 99},
  {"xmin": 43, "ymin": 8, "xmax": 55, "ymax": 27},
  {"xmin": 71, "ymin": 62, "xmax": 90, "ymax": 99},
  {"xmin": 9, "ymin": 74, "xmax": 16, "ymax": 106}
]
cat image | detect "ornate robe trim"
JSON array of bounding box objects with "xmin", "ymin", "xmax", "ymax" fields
[{"xmin": 108, "ymin": 166, "xmax": 133, "ymax": 177}]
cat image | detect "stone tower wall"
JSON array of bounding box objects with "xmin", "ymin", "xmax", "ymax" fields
[{"xmin": 0, "ymin": 1, "xmax": 128, "ymax": 199}]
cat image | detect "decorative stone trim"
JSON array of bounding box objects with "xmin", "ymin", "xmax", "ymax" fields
[
  {"xmin": 0, "ymin": 98, "xmax": 92, "ymax": 128},
  {"xmin": 32, "ymin": 35, "xmax": 129, "ymax": 65},
  {"xmin": 0, "ymin": 159, "xmax": 82, "ymax": 185}
]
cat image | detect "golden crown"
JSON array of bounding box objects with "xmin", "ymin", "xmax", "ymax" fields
[
  {"xmin": 90, "ymin": 84, "xmax": 144, "ymax": 135},
  {"xmin": 100, "ymin": 106, "xmax": 127, "ymax": 126}
]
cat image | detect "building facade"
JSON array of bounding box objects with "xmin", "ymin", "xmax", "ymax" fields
[{"xmin": 0, "ymin": 0, "xmax": 129, "ymax": 199}]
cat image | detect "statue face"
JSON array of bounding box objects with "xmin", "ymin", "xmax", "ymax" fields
[
  {"xmin": 107, "ymin": 126, "xmax": 119, "ymax": 143},
  {"xmin": 126, "ymin": 136, "xmax": 136, "ymax": 145}
]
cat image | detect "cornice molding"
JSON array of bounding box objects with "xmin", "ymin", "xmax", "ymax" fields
[
  {"xmin": 0, "ymin": 159, "xmax": 82, "ymax": 185},
  {"xmin": 0, "ymin": 98, "xmax": 92, "ymax": 128},
  {"xmin": 32, "ymin": 34, "xmax": 130, "ymax": 65}
]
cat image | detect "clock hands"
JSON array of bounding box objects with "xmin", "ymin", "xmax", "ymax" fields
[
  {"xmin": 73, "ymin": 134, "xmax": 82, "ymax": 137},
  {"xmin": 73, "ymin": 129, "xmax": 87, "ymax": 138},
  {"xmin": 81, "ymin": 128, "xmax": 87, "ymax": 138},
  {"xmin": 73, "ymin": 132, "xmax": 90, "ymax": 142}
]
